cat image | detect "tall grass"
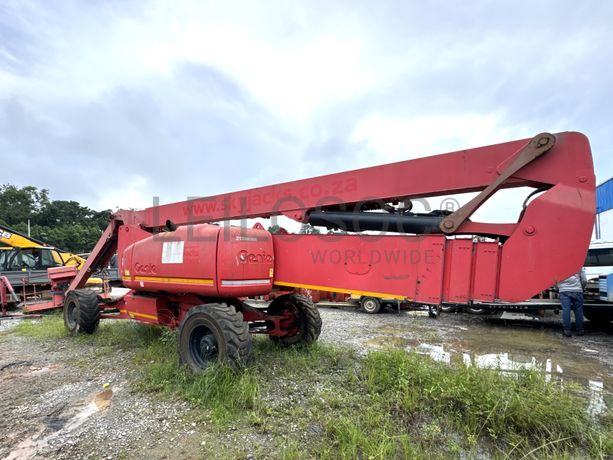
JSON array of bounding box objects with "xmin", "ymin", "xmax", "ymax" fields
[
  {"xmin": 133, "ymin": 335, "xmax": 260, "ymax": 426},
  {"xmin": 360, "ymin": 349, "xmax": 611, "ymax": 458}
]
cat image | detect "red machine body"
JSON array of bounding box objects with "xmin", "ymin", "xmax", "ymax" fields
[
  {"xmin": 55, "ymin": 131, "xmax": 595, "ymax": 336},
  {"xmin": 272, "ymin": 235, "xmax": 503, "ymax": 304},
  {"xmin": 122, "ymin": 224, "xmax": 273, "ymax": 298}
]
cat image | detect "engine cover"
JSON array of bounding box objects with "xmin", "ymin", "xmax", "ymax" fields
[{"xmin": 122, "ymin": 224, "xmax": 273, "ymax": 297}]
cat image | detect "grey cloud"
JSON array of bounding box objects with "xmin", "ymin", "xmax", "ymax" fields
[
  {"xmin": 1, "ymin": 61, "xmax": 296, "ymax": 207},
  {"xmin": 295, "ymin": 0, "xmax": 613, "ymax": 180},
  {"xmin": 0, "ymin": 0, "xmax": 611, "ymax": 212}
]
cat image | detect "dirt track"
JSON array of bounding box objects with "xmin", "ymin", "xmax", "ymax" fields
[{"xmin": 1, "ymin": 307, "xmax": 611, "ymax": 459}]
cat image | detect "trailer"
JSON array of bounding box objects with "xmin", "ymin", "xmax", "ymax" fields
[{"xmin": 31, "ymin": 131, "xmax": 595, "ymax": 371}]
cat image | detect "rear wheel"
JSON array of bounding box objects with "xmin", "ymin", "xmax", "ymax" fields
[
  {"xmin": 63, "ymin": 289, "xmax": 100, "ymax": 335},
  {"xmin": 178, "ymin": 304, "xmax": 252, "ymax": 373},
  {"xmin": 267, "ymin": 294, "xmax": 322, "ymax": 346},
  {"xmin": 360, "ymin": 297, "xmax": 381, "ymax": 314}
]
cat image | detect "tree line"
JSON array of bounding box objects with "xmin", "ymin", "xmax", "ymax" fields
[{"xmin": 0, "ymin": 184, "xmax": 111, "ymax": 254}]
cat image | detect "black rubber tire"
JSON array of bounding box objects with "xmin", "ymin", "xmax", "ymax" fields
[
  {"xmin": 178, "ymin": 304, "xmax": 252, "ymax": 373},
  {"xmin": 360, "ymin": 297, "xmax": 381, "ymax": 314},
  {"xmin": 440, "ymin": 305, "xmax": 459, "ymax": 313},
  {"xmin": 267, "ymin": 294, "xmax": 322, "ymax": 346},
  {"xmin": 63, "ymin": 289, "xmax": 100, "ymax": 335}
]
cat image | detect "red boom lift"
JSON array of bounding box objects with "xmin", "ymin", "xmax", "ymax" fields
[{"xmin": 47, "ymin": 132, "xmax": 594, "ymax": 372}]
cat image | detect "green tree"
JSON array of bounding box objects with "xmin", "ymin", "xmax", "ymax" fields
[
  {"xmin": 0, "ymin": 184, "xmax": 111, "ymax": 253},
  {"xmin": 0, "ymin": 184, "xmax": 49, "ymax": 226}
]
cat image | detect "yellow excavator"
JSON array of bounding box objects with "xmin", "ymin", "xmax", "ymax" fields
[
  {"xmin": 0, "ymin": 224, "xmax": 102, "ymax": 285},
  {"xmin": 0, "ymin": 224, "xmax": 86, "ymax": 268}
]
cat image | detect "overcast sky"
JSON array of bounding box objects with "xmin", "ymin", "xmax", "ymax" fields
[{"xmin": 1, "ymin": 0, "xmax": 611, "ymax": 224}]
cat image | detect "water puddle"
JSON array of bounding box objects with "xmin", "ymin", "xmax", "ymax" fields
[
  {"xmin": 6, "ymin": 386, "xmax": 114, "ymax": 459},
  {"xmin": 366, "ymin": 325, "xmax": 611, "ymax": 416},
  {"xmin": 94, "ymin": 387, "xmax": 113, "ymax": 410}
]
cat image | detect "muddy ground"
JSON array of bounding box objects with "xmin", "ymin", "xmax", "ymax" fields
[{"xmin": 0, "ymin": 307, "xmax": 611, "ymax": 459}]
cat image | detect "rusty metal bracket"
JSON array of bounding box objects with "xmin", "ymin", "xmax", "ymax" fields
[{"xmin": 439, "ymin": 132, "xmax": 556, "ymax": 234}]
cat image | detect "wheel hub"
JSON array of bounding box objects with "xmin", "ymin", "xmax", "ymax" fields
[
  {"xmin": 199, "ymin": 335, "xmax": 218, "ymax": 359},
  {"xmin": 189, "ymin": 325, "xmax": 219, "ymax": 366},
  {"xmin": 68, "ymin": 303, "xmax": 76, "ymax": 326}
]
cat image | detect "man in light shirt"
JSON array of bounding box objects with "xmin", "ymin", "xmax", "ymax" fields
[{"xmin": 557, "ymin": 269, "xmax": 587, "ymax": 337}]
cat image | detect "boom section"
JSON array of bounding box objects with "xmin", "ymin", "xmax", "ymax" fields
[
  {"xmin": 119, "ymin": 132, "xmax": 593, "ymax": 236},
  {"xmin": 74, "ymin": 131, "xmax": 595, "ymax": 304}
]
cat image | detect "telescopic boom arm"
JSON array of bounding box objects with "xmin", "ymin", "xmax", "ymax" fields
[{"xmin": 70, "ymin": 131, "xmax": 595, "ymax": 305}]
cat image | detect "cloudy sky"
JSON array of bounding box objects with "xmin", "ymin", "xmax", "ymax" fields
[{"xmin": 1, "ymin": 0, "xmax": 611, "ymax": 224}]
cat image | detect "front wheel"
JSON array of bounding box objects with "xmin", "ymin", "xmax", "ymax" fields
[
  {"xmin": 178, "ymin": 303, "xmax": 252, "ymax": 373},
  {"xmin": 267, "ymin": 294, "xmax": 322, "ymax": 346},
  {"xmin": 63, "ymin": 289, "xmax": 100, "ymax": 335}
]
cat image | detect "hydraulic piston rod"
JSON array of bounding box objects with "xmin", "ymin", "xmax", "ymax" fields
[{"xmin": 307, "ymin": 210, "xmax": 444, "ymax": 234}]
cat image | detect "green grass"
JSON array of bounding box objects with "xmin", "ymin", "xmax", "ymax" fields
[
  {"xmin": 76, "ymin": 320, "xmax": 167, "ymax": 349},
  {"xmin": 8, "ymin": 315, "xmax": 613, "ymax": 459},
  {"xmin": 133, "ymin": 337, "xmax": 260, "ymax": 426},
  {"xmin": 11, "ymin": 312, "xmax": 67, "ymax": 339}
]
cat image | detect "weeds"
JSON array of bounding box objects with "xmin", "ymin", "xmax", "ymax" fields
[
  {"xmin": 133, "ymin": 335, "xmax": 260, "ymax": 426},
  {"xmin": 360, "ymin": 349, "xmax": 610, "ymax": 457},
  {"xmin": 9, "ymin": 315, "xmax": 613, "ymax": 458}
]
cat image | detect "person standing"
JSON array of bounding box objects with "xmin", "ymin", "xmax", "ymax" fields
[{"xmin": 557, "ymin": 269, "xmax": 587, "ymax": 337}]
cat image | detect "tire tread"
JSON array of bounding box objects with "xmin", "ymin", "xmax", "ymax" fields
[
  {"xmin": 268, "ymin": 294, "xmax": 322, "ymax": 346},
  {"xmin": 76, "ymin": 289, "xmax": 101, "ymax": 334},
  {"xmin": 179, "ymin": 303, "xmax": 252, "ymax": 371}
]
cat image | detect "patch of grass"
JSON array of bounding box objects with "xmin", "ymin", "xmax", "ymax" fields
[
  {"xmin": 75, "ymin": 320, "xmax": 166, "ymax": 349},
  {"xmin": 11, "ymin": 312, "xmax": 66, "ymax": 339},
  {"xmin": 360, "ymin": 349, "xmax": 612, "ymax": 458},
  {"xmin": 11, "ymin": 316, "xmax": 613, "ymax": 458},
  {"xmin": 132, "ymin": 335, "xmax": 611, "ymax": 458},
  {"xmin": 132, "ymin": 333, "xmax": 354, "ymax": 427},
  {"xmin": 133, "ymin": 335, "xmax": 259, "ymax": 426}
]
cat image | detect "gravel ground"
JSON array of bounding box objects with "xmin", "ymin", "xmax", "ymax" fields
[{"xmin": 1, "ymin": 306, "xmax": 611, "ymax": 459}]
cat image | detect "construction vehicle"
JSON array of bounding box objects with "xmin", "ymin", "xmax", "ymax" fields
[
  {"xmin": 0, "ymin": 224, "xmax": 87, "ymax": 269},
  {"xmin": 349, "ymin": 294, "xmax": 414, "ymax": 314},
  {"xmin": 0, "ymin": 224, "xmax": 110, "ymax": 315},
  {"xmin": 33, "ymin": 131, "xmax": 594, "ymax": 371}
]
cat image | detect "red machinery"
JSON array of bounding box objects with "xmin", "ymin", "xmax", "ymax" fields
[{"xmin": 50, "ymin": 132, "xmax": 594, "ymax": 372}]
